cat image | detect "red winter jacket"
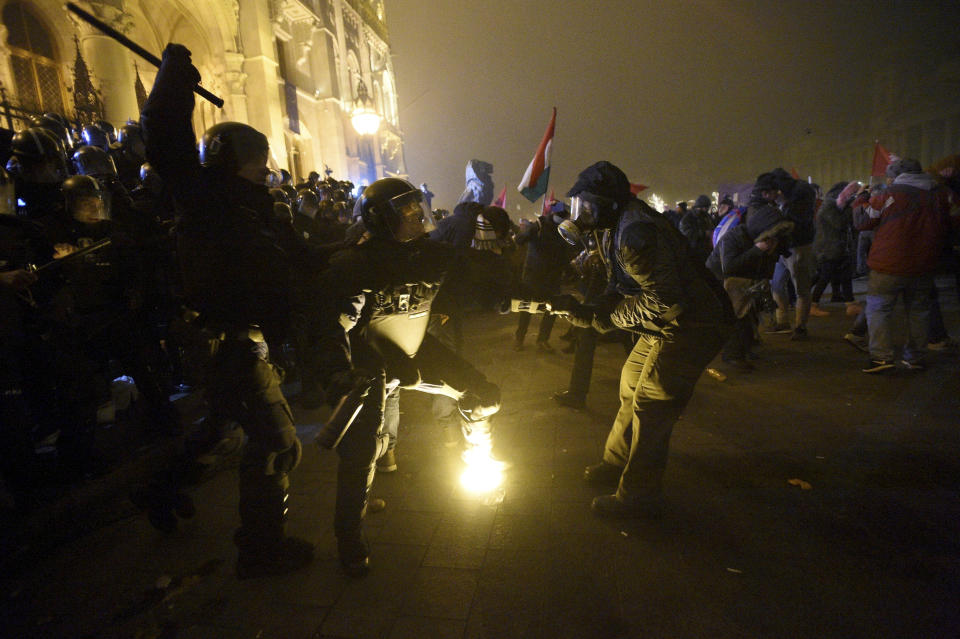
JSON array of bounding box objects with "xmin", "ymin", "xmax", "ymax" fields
[{"xmin": 853, "ymin": 173, "xmax": 956, "ymax": 276}]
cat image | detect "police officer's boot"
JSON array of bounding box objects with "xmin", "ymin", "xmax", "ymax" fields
[
  {"xmin": 235, "ymin": 468, "xmax": 313, "ymax": 579},
  {"xmin": 334, "ymin": 462, "xmax": 376, "ymax": 577}
]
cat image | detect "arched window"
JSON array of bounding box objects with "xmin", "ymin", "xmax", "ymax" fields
[{"xmin": 3, "ymin": 2, "xmax": 65, "ymax": 114}]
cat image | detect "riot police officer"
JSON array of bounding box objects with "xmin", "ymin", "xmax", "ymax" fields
[
  {"xmin": 142, "ymin": 43, "xmax": 330, "ymax": 578},
  {"xmin": 7, "ymin": 127, "xmax": 68, "ymax": 220},
  {"xmin": 316, "ymin": 177, "xmax": 507, "ymax": 576}
]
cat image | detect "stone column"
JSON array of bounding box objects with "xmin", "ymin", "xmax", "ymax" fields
[
  {"xmin": 223, "ymin": 51, "xmax": 249, "ymax": 123},
  {"xmin": 69, "ymin": 1, "xmax": 139, "ymax": 125},
  {"xmin": 238, "ymin": 0, "xmax": 287, "ymax": 169}
]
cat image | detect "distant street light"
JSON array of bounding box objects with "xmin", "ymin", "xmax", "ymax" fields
[{"xmin": 350, "ymin": 79, "xmax": 381, "ymax": 136}]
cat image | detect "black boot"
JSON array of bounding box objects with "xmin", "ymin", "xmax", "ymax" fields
[
  {"xmin": 334, "ymin": 463, "xmax": 376, "ymax": 577},
  {"xmin": 235, "ymin": 468, "xmax": 313, "ymax": 579}
]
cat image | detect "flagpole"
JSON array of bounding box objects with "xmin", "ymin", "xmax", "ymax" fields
[{"xmin": 540, "ymin": 107, "xmax": 555, "ymax": 217}]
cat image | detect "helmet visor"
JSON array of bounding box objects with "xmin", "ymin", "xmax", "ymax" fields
[
  {"xmin": 386, "ymin": 189, "xmax": 435, "ymax": 242},
  {"xmin": 71, "ymin": 195, "xmax": 109, "ymax": 223}
]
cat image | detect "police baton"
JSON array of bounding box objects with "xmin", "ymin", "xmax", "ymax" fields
[
  {"xmin": 27, "ymin": 238, "xmax": 112, "ymax": 276},
  {"xmin": 65, "ymin": 2, "xmax": 224, "ymax": 109}
]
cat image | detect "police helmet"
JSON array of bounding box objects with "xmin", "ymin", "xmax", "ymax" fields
[
  {"xmin": 138, "ymin": 162, "xmax": 162, "ymax": 193},
  {"xmin": 62, "ymin": 174, "xmax": 108, "ymax": 222},
  {"xmin": 10, "ymin": 127, "xmax": 68, "ymax": 181},
  {"xmin": 11, "ymin": 127, "xmax": 63, "ymax": 161},
  {"xmin": 95, "ymin": 119, "xmax": 116, "ymax": 143},
  {"xmin": 31, "ymin": 114, "xmax": 71, "ymax": 153},
  {"xmin": 73, "ymin": 145, "xmax": 118, "ymax": 179},
  {"xmin": 81, "ymin": 125, "xmax": 110, "ymax": 150},
  {"xmin": 297, "ymin": 189, "xmax": 319, "ymax": 214},
  {"xmin": 199, "ymin": 121, "xmax": 269, "ymax": 172},
  {"xmin": 117, "ymin": 122, "xmax": 145, "ymax": 154},
  {"xmin": 357, "ymin": 177, "xmax": 435, "ymax": 242},
  {"xmin": 269, "ymin": 187, "xmax": 290, "ymax": 206},
  {"xmin": 278, "ymin": 168, "xmax": 291, "ymax": 185}
]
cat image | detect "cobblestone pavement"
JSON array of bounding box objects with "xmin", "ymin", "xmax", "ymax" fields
[{"xmin": 1, "ymin": 283, "xmax": 959, "ymax": 638}]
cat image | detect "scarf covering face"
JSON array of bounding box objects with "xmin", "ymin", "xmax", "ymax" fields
[{"xmin": 471, "ymin": 212, "xmax": 502, "ymax": 254}]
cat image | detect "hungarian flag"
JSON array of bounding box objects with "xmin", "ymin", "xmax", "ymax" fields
[
  {"xmin": 493, "ymin": 186, "xmax": 507, "ymax": 209},
  {"xmin": 518, "ymin": 107, "xmax": 556, "ymax": 202},
  {"xmin": 629, "ymin": 183, "xmax": 648, "ymax": 195},
  {"xmin": 871, "ymin": 142, "xmax": 892, "ymax": 177}
]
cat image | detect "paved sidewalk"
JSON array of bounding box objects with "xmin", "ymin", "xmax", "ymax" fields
[{"xmin": 1, "ymin": 285, "xmax": 959, "ymax": 638}]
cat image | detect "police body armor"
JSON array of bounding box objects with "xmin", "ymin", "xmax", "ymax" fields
[{"xmin": 363, "ymin": 280, "xmax": 439, "ymax": 358}]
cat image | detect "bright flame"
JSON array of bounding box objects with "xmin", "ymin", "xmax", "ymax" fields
[
  {"xmin": 458, "ymin": 420, "xmax": 505, "ymax": 494},
  {"xmin": 460, "ymin": 445, "xmax": 505, "ymax": 493}
]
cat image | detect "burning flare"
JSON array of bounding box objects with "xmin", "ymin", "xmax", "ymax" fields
[{"xmin": 458, "ymin": 421, "xmax": 506, "ymax": 493}]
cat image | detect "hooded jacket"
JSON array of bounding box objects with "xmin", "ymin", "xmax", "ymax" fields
[
  {"xmin": 853, "ymin": 172, "xmax": 955, "ymax": 276},
  {"xmin": 812, "ymin": 182, "xmax": 854, "ymax": 262},
  {"xmin": 429, "ymin": 201, "xmax": 483, "ymax": 249},
  {"xmin": 456, "ymin": 159, "xmax": 494, "ymax": 206}
]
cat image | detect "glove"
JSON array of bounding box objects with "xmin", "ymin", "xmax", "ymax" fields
[
  {"xmin": 160, "ymin": 43, "xmax": 201, "ymax": 86},
  {"xmin": 591, "ymin": 310, "xmax": 616, "ymax": 334},
  {"xmin": 458, "ymin": 380, "xmax": 501, "ymax": 422},
  {"xmin": 550, "ymin": 294, "xmax": 594, "ymax": 328},
  {"xmin": 325, "ymin": 368, "xmax": 373, "ymax": 406},
  {"xmin": 265, "ymin": 437, "xmax": 302, "ymax": 475}
]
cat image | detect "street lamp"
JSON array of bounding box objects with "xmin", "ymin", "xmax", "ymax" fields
[{"xmin": 350, "ymin": 78, "xmax": 381, "ymax": 136}]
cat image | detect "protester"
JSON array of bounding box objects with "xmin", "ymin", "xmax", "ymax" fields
[
  {"xmin": 514, "ymin": 200, "xmax": 574, "ymax": 351},
  {"xmin": 552, "ymin": 161, "xmax": 734, "ymax": 518},
  {"xmin": 852, "ymin": 158, "xmax": 956, "ymax": 373}
]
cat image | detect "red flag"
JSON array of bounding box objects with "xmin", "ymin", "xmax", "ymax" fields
[
  {"xmin": 542, "ymin": 190, "xmax": 556, "ymax": 214},
  {"xmin": 871, "ymin": 142, "xmax": 892, "ymax": 177},
  {"xmin": 790, "ymin": 167, "xmax": 800, "ymax": 179},
  {"xmin": 629, "ymin": 183, "xmax": 648, "ymax": 195},
  {"xmin": 493, "ymin": 186, "xmax": 507, "ymax": 209}
]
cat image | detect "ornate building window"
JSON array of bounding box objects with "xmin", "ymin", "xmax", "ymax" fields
[{"xmin": 3, "ymin": 1, "xmax": 65, "ymax": 114}]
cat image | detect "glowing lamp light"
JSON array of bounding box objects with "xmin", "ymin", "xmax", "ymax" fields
[
  {"xmin": 648, "ymin": 193, "xmax": 666, "ymax": 213},
  {"xmin": 350, "ymin": 79, "xmax": 381, "ymax": 136}
]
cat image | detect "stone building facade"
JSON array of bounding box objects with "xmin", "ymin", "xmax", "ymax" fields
[
  {"xmin": 784, "ymin": 57, "xmax": 960, "ymax": 185},
  {"xmin": 0, "ymin": 0, "xmax": 405, "ymax": 185}
]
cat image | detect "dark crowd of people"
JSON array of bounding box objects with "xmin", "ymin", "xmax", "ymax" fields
[{"xmin": 2, "ymin": 42, "xmax": 958, "ymax": 582}]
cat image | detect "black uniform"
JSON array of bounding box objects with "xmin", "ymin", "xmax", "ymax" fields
[
  {"xmin": 0, "ymin": 214, "xmax": 53, "ymax": 508},
  {"xmin": 316, "ymin": 234, "xmax": 507, "ymax": 570},
  {"xmin": 141, "ymin": 45, "xmax": 330, "ymax": 566}
]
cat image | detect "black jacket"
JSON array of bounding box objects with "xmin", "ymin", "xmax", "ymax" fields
[
  {"xmin": 602, "ymin": 199, "xmax": 732, "ymax": 338},
  {"xmin": 141, "ymin": 47, "xmax": 328, "ymax": 341}
]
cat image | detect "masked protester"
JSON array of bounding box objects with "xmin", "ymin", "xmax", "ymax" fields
[
  {"xmin": 141, "ymin": 44, "xmax": 332, "ymax": 578},
  {"xmin": 315, "ymin": 177, "xmax": 511, "ymax": 576},
  {"xmin": 551, "ymin": 161, "xmax": 734, "ymax": 518}
]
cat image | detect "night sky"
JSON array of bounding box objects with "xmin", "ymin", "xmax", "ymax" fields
[{"xmin": 386, "ymin": 0, "xmax": 957, "ymax": 214}]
